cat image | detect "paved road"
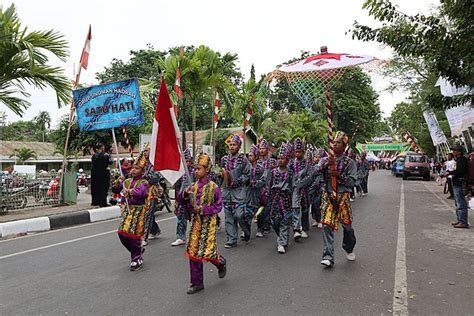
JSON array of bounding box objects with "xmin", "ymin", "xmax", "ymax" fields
[{"xmin": 1, "ymin": 171, "xmax": 473, "ymax": 315}]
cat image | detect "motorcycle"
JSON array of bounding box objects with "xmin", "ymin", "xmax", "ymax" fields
[{"xmin": 156, "ymin": 176, "xmax": 172, "ymax": 213}]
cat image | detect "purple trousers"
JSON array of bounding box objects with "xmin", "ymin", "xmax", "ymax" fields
[
  {"xmin": 118, "ymin": 234, "xmax": 142, "ymax": 263},
  {"xmin": 189, "ymin": 256, "xmax": 225, "ymax": 286}
]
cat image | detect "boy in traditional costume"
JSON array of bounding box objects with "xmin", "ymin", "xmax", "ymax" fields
[
  {"xmin": 179, "ymin": 153, "xmax": 226, "ymax": 294},
  {"xmin": 171, "ymin": 148, "xmax": 195, "ymax": 246},
  {"xmin": 113, "ymin": 153, "xmax": 149, "ymax": 271},
  {"xmin": 245, "ymin": 144, "xmax": 266, "ymax": 240},
  {"xmin": 142, "ymin": 144, "xmax": 163, "ymax": 246},
  {"xmin": 291, "ymin": 138, "xmax": 311, "ymax": 240},
  {"xmin": 266, "ymin": 144, "xmax": 294, "ymax": 254},
  {"xmin": 318, "ymin": 132, "xmax": 357, "ymax": 268},
  {"xmin": 220, "ymin": 134, "xmax": 250, "ymax": 248},
  {"xmin": 256, "ymin": 138, "xmax": 276, "ymax": 237}
]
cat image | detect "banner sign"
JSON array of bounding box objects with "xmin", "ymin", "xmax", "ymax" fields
[
  {"xmin": 357, "ymin": 143, "xmax": 410, "ymax": 152},
  {"xmin": 422, "ymin": 111, "xmax": 448, "ymax": 146},
  {"xmin": 444, "ymin": 103, "xmax": 474, "ymax": 136},
  {"xmin": 74, "ymin": 79, "xmax": 143, "ymax": 131}
]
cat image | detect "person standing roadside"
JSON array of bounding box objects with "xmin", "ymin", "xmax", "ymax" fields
[
  {"xmin": 91, "ymin": 143, "xmax": 112, "ymax": 207},
  {"xmin": 445, "ymin": 145, "xmax": 469, "ymax": 229}
]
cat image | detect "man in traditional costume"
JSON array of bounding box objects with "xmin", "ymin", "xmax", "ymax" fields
[
  {"xmin": 245, "ymin": 144, "xmax": 266, "ymax": 240},
  {"xmin": 179, "ymin": 153, "xmax": 226, "ymax": 294},
  {"xmin": 220, "ymin": 135, "xmax": 250, "ymax": 248},
  {"xmin": 256, "ymin": 138, "xmax": 276, "ymax": 237},
  {"xmin": 310, "ymin": 148, "xmax": 327, "ymax": 228},
  {"xmin": 113, "ymin": 153, "xmax": 149, "ymax": 271},
  {"xmin": 171, "ymin": 148, "xmax": 195, "ymax": 246},
  {"xmin": 318, "ymin": 132, "xmax": 357, "ymax": 268},
  {"xmin": 266, "ymin": 144, "xmax": 294, "ymax": 254}
]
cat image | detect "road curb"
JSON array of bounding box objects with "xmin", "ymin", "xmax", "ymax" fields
[{"xmin": 0, "ymin": 206, "xmax": 121, "ymax": 238}]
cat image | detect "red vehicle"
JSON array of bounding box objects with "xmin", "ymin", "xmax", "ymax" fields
[{"xmin": 403, "ymin": 152, "xmax": 430, "ymax": 181}]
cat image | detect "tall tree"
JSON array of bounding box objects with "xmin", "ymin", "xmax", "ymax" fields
[
  {"xmin": 351, "ymin": 0, "xmax": 473, "ymax": 109},
  {"xmin": 34, "ymin": 111, "xmax": 51, "ymax": 142},
  {"xmin": 0, "ymin": 4, "xmax": 71, "ymax": 116}
]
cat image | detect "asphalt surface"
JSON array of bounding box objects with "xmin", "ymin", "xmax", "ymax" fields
[{"xmin": 0, "ymin": 171, "xmax": 473, "ymax": 315}]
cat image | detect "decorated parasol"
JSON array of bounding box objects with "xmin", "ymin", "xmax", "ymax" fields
[{"xmin": 266, "ymin": 46, "xmax": 380, "ymax": 196}]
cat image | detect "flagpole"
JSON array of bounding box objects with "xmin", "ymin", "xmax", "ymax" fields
[
  {"xmin": 59, "ymin": 30, "xmax": 87, "ymax": 203},
  {"xmin": 210, "ymin": 89, "xmax": 216, "ymax": 164}
]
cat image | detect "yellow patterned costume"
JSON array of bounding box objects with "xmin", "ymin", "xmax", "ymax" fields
[
  {"xmin": 117, "ymin": 178, "xmax": 149, "ymax": 239},
  {"xmin": 320, "ymin": 191, "xmax": 353, "ymax": 230},
  {"xmin": 185, "ymin": 180, "xmax": 221, "ymax": 264}
]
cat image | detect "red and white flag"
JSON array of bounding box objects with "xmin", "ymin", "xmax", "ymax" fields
[
  {"xmin": 149, "ymin": 79, "xmax": 184, "ymax": 185},
  {"xmin": 214, "ymin": 91, "xmax": 220, "ymax": 128},
  {"xmin": 244, "ymin": 107, "xmax": 252, "ymax": 130},
  {"xmin": 174, "ymin": 67, "xmax": 183, "ymax": 100},
  {"xmin": 80, "ymin": 25, "xmax": 92, "ymax": 70}
]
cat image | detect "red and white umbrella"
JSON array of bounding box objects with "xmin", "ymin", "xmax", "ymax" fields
[{"xmin": 267, "ymin": 46, "xmax": 380, "ymax": 195}]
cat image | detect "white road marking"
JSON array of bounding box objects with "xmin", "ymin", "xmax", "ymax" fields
[
  {"xmin": 423, "ymin": 183, "xmax": 456, "ymax": 215},
  {"xmin": 393, "ymin": 181, "xmax": 408, "ymax": 315},
  {"xmin": 0, "ymin": 216, "xmax": 175, "ymax": 260}
]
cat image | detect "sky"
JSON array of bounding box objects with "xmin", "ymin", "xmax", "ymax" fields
[{"xmin": 3, "ymin": 0, "xmax": 438, "ymax": 126}]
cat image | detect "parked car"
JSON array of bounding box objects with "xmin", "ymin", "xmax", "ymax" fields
[
  {"xmin": 403, "ymin": 153, "xmax": 430, "ymax": 180},
  {"xmin": 392, "ymin": 158, "xmax": 405, "ymax": 177}
]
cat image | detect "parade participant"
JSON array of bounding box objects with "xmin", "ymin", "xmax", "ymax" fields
[
  {"xmin": 310, "ymin": 148, "xmax": 327, "ymax": 228},
  {"xmin": 220, "ymin": 134, "xmax": 250, "ymax": 248},
  {"xmin": 245, "ymin": 144, "xmax": 266, "ymax": 240},
  {"xmin": 345, "ymin": 147, "xmax": 357, "ymax": 202},
  {"xmin": 318, "ymin": 132, "xmax": 358, "ymax": 268},
  {"xmin": 171, "ymin": 148, "xmax": 195, "ymax": 246},
  {"xmin": 290, "ymin": 138, "xmax": 311, "ymax": 240},
  {"xmin": 142, "ymin": 144, "xmax": 163, "ymax": 246},
  {"xmin": 113, "ymin": 153, "xmax": 149, "ymax": 271},
  {"xmin": 179, "ymin": 153, "xmax": 226, "ymax": 294},
  {"xmin": 357, "ymin": 151, "xmax": 370, "ymax": 196},
  {"xmin": 256, "ymin": 138, "xmax": 276, "ymax": 237},
  {"xmin": 445, "ymin": 145, "xmax": 469, "ymax": 228},
  {"xmin": 91, "ymin": 143, "xmax": 112, "ymax": 207},
  {"xmin": 266, "ymin": 144, "xmax": 294, "ymax": 254}
]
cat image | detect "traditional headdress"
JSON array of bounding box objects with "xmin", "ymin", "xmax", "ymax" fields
[
  {"xmin": 134, "ymin": 151, "xmax": 148, "ymax": 169},
  {"xmin": 258, "ymin": 138, "xmax": 269, "ymax": 149},
  {"xmin": 335, "ymin": 131, "xmax": 349, "ymax": 147},
  {"xmin": 197, "ymin": 152, "xmax": 211, "ymax": 168},
  {"xmin": 183, "ymin": 148, "xmax": 193, "ymax": 161},
  {"xmin": 293, "ymin": 138, "xmax": 304, "ymax": 151},
  {"xmin": 231, "ymin": 134, "xmax": 242, "ymax": 146},
  {"xmin": 145, "ymin": 143, "xmax": 151, "ymax": 151},
  {"xmin": 305, "ymin": 147, "xmax": 314, "ymax": 161},
  {"xmin": 249, "ymin": 144, "xmax": 259, "ymax": 157},
  {"xmin": 316, "ymin": 147, "xmax": 328, "ymax": 158},
  {"xmin": 277, "ymin": 143, "xmax": 290, "ymax": 159}
]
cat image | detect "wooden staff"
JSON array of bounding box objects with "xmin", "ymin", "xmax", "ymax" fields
[{"xmin": 325, "ymin": 92, "xmax": 337, "ymax": 198}]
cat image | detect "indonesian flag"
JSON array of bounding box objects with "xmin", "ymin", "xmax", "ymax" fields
[
  {"xmin": 149, "ymin": 78, "xmax": 185, "ymax": 185},
  {"xmin": 244, "ymin": 107, "xmax": 252, "ymax": 130},
  {"xmin": 174, "ymin": 67, "xmax": 183, "ymax": 100},
  {"xmin": 214, "ymin": 91, "xmax": 220, "ymax": 128},
  {"xmin": 80, "ymin": 25, "xmax": 92, "ymax": 70}
]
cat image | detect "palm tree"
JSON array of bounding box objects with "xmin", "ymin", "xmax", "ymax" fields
[
  {"xmin": 0, "ymin": 4, "xmax": 71, "ymax": 116},
  {"xmin": 34, "ymin": 111, "xmax": 51, "ymax": 142},
  {"xmin": 9, "ymin": 147, "xmax": 38, "ymax": 164},
  {"xmin": 160, "ymin": 46, "xmax": 238, "ymax": 157}
]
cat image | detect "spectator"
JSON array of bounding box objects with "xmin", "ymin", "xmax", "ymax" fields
[
  {"xmin": 445, "ymin": 145, "xmax": 469, "ymax": 229},
  {"xmin": 91, "ymin": 143, "xmax": 112, "ymax": 207}
]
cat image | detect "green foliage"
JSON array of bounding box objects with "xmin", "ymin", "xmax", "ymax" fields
[
  {"xmin": 2, "ymin": 120, "xmax": 42, "ymax": 141},
  {"xmin": 9, "ymin": 147, "xmax": 37, "ymax": 163},
  {"xmin": 49, "ymin": 115, "xmax": 139, "ymax": 156},
  {"xmin": 34, "ymin": 111, "xmax": 51, "ymax": 142},
  {"xmin": 260, "ymin": 111, "xmax": 327, "ymax": 148},
  {"xmin": 329, "ymin": 68, "xmax": 382, "ymax": 144},
  {"xmin": 0, "ymin": 4, "xmax": 71, "ymax": 116},
  {"xmin": 351, "ymin": 0, "xmax": 474, "ymax": 109},
  {"xmin": 388, "ymin": 100, "xmax": 450, "ymax": 156}
]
